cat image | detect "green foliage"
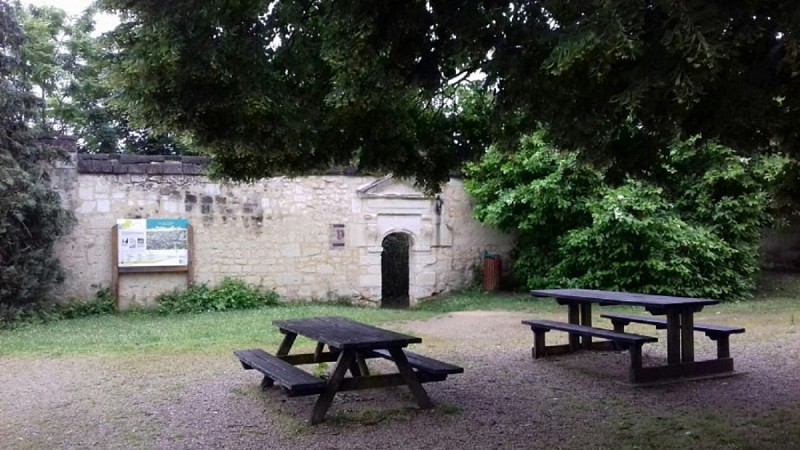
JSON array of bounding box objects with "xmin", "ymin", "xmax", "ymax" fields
[
  {"xmin": 465, "ymin": 132, "xmax": 787, "ymax": 300},
  {"xmin": 465, "ymin": 131, "xmax": 604, "ymax": 286},
  {"xmin": 96, "ymin": 0, "xmax": 507, "ymax": 191},
  {"xmin": 0, "ymin": 2, "xmax": 75, "ymax": 323},
  {"xmin": 155, "ymin": 278, "xmax": 279, "ymax": 314},
  {"xmin": 59, "ymin": 287, "xmax": 117, "ymax": 319},
  {"xmin": 91, "ymin": 1, "xmax": 800, "ymax": 193},
  {"xmin": 1, "ymin": 286, "xmax": 117, "ymax": 329},
  {"xmin": 311, "ymin": 362, "xmax": 329, "ymax": 379},
  {"xmin": 552, "ymin": 181, "xmax": 743, "ymax": 299},
  {"xmin": 16, "ymin": 3, "xmax": 191, "ymax": 155}
]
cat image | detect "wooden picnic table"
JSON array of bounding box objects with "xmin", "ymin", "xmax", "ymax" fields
[
  {"xmin": 529, "ymin": 289, "xmax": 741, "ymax": 383},
  {"xmin": 235, "ymin": 316, "xmax": 462, "ymax": 424}
]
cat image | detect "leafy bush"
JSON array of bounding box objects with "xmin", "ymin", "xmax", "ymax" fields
[
  {"xmin": 59, "ymin": 288, "xmax": 117, "ymax": 319},
  {"xmin": 0, "ymin": 287, "xmax": 117, "ymax": 329},
  {"xmin": 551, "ymin": 181, "xmax": 742, "ymax": 299},
  {"xmin": 465, "ymin": 131, "xmax": 787, "ymax": 301},
  {"xmin": 156, "ymin": 277, "xmax": 279, "ymax": 314}
]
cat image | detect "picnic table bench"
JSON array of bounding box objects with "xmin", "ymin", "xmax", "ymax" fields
[
  {"xmin": 234, "ymin": 348, "xmax": 326, "ymax": 396},
  {"xmin": 522, "ymin": 319, "xmax": 658, "ymax": 372},
  {"xmin": 527, "ymin": 289, "xmax": 743, "ymax": 383},
  {"xmin": 599, "ymin": 313, "xmax": 745, "ymax": 359},
  {"xmin": 234, "ymin": 316, "xmax": 462, "ymax": 424}
]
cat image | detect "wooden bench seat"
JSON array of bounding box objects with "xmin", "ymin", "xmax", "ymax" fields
[
  {"xmin": 599, "ymin": 313, "xmax": 745, "ymax": 358},
  {"xmin": 369, "ymin": 349, "xmax": 464, "ymax": 377},
  {"xmin": 234, "ymin": 349, "xmax": 326, "ymax": 397},
  {"xmin": 522, "ymin": 319, "xmax": 657, "ymax": 375}
]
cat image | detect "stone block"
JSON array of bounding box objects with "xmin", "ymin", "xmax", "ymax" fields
[
  {"xmin": 277, "ymin": 273, "xmax": 301, "ymax": 285},
  {"xmin": 181, "ymin": 156, "xmax": 211, "ymax": 165},
  {"xmin": 77, "ymin": 201, "xmax": 96, "ymax": 214},
  {"xmin": 80, "ymin": 153, "xmax": 109, "ymax": 160},
  {"xmin": 78, "ymin": 185, "xmax": 94, "ymax": 201},
  {"xmin": 127, "ymin": 163, "xmax": 148, "ymax": 174},
  {"xmin": 162, "ymin": 163, "xmax": 183, "ymax": 175},
  {"xmin": 183, "ymin": 164, "xmax": 204, "ymax": 175},
  {"xmin": 78, "ymin": 159, "xmax": 113, "ymax": 173},
  {"xmin": 163, "ymin": 201, "xmax": 179, "ymax": 213},
  {"xmin": 358, "ymin": 275, "xmax": 381, "ymax": 286},
  {"xmin": 416, "ymin": 271, "xmax": 437, "ymax": 286},
  {"xmin": 280, "ymin": 243, "xmax": 301, "ymax": 257},
  {"xmin": 146, "ymin": 164, "xmax": 164, "ymax": 175},
  {"xmin": 97, "ymin": 199, "xmax": 111, "ymax": 213},
  {"xmin": 317, "ymin": 264, "xmax": 334, "ymax": 274}
]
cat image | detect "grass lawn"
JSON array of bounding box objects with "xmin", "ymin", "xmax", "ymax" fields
[
  {"xmin": 2, "ymin": 274, "xmax": 796, "ymax": 357},
  {"xmin": 0, "ymin": 290, "xmax": 559, "ymax": 357}
]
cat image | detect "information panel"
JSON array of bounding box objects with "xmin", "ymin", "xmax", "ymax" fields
[{"xmin": 117, "ymin": 218, "xmax": 189, "ymax": 267}]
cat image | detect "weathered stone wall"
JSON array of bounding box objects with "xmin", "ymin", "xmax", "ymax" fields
[{"xmin": 52, "ymin": 152, "xmax": 515, "ymax": 308}]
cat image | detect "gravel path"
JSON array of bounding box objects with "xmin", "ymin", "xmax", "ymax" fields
[{"xmin": 2, "ymin": 311, "xmax": 799, "ymax": 449}]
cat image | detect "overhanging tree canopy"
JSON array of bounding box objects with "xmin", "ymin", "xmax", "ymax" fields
[{"xmin": 99, "ymin": 0, "xmax": 800, "ymax": 189}]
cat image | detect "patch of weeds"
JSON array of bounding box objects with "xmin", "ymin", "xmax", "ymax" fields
[
  {"xmin": 312, "ymin": 362, "xmax": 329, "ymax": 379},
  {"xmin": 59, "ymin": 287, "xmax": 117, "ymax": 319},
  {"xmin": 437, "ymin": 402, "xmax": 462, "ymax": 416}
]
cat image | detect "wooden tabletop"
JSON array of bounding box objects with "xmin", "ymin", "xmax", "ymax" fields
[
  {"xmin": 273, "ymin": 316, "xmax": 422, "ymax": 350},
  {"xmin": 530, "ymin": 289, "xmax": 720, "ymax": 308}
]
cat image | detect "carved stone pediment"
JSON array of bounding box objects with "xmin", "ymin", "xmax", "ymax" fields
[
  {"xmin": 352, "ymin": 176, "xmax": 451, "ymax": 251},
  {"xmin": 357, "ymin": 176, "xmax": 431, "ymax": 199}
]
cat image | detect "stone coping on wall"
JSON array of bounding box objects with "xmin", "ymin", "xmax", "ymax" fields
[
  {"xmin": 76, "ymin": 154, "xmax": 211, "ymax": 175},
  {"xmin": 73, "ymin": 153, "xmax": 368, "ymax": 177}
]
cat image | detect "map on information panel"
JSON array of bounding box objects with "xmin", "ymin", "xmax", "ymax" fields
[{"xmin": 117, "ymin": 219, "xmax": 189, "ymax": 267}]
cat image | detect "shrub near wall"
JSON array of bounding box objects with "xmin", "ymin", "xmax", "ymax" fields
[
  {"xmin": 156, "ymin": 277, "xmax": 279, "ymax": 314},
  {"xmin": 465, "ymin": 131, "xmax": 787, "ymax": 301}
]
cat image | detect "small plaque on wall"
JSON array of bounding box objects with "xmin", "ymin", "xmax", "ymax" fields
[{"xmin": 330, "ymin": 224, "xmax": 345, "ymax": 249}]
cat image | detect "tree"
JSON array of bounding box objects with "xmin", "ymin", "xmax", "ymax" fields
[
  {"xmin": 96, "ymin": 1, "xmax": 800, "ymax": 189},
  {"xmin": 464, "ymin": 131, "xmax": 786, "ymax": 300},
  {"xmin": 17, "ymin": 3, "xmax": 190, "ymax": 155},
  {"xmin": 0, "ymin": 1, "xmax": 74, "ymax": 323},
  {"xmin": 97, "ymin": 0, "xmax": 506, "ymax": 190}
]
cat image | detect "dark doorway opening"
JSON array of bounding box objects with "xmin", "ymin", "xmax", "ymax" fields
[{"xmin": 381, "ymin": 232, "xmax": 410, "ymax": 308}]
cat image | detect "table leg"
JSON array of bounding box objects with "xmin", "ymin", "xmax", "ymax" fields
[
  {"xmin": 313, "ymin": 342, "xmax": 325, "ymax": 362},
  {"xmin": 388, "ymin": 347, "xmax": 434, "ymax": 409},
  {"xmin": 355, "ymin": 352, "xmax": 370, "ymax": 376},
  {"xmin": 680, "ymin": 309, "xmax": 695, "ymax": 363},
  {"xmin": 348, "ymin": 357, "xmax": 363, "ymax": 376},
  {"xmin": 580, "ymin": 302, "xmax": 592, "ymax": 350},
  {"xmin": 568, "ymin": 303, "xmax": 580, "ymax": 351},
  {"xmin": 665, "ymin": 309, "xmax": 681, "ymax": 365},
  {"xmin": 310, "ymin": 349, "xmax": 355, "ymax": 424},
  {"xmin": 276, "ymin": 332, "xmax": 297, "ymax": 356}
]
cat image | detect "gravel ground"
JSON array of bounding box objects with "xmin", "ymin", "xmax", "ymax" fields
[{"xmin": 1, "ymin": 311, "xmax": 799, "ymax": 449}]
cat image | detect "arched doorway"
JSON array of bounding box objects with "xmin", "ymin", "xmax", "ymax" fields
[{"xmin": 381, "ymin": 232, "xmax": 410, "ymax": 308}]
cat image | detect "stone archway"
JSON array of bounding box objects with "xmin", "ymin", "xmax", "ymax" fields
[{"xmin": 381, "ymin": 232, "xmax": 410, "ymax": 308}]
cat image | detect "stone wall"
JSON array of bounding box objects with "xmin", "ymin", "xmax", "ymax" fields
[{"xmin": 51, "ymin": 152, "xmax": 515, "ymax": 308}]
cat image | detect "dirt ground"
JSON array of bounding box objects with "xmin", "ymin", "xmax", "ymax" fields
[{"xmin": 1, "ymin": 310, "xmax": 799, "ymax": 449}]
